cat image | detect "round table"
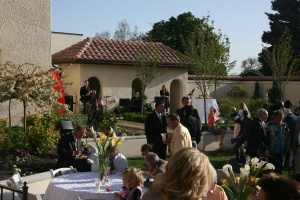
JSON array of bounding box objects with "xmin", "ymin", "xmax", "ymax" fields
[{"xmin": 43, "ymin": 172, "xmax": 124, "ymax": 200}]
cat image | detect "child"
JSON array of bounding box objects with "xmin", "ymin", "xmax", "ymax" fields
[
  {"xmin": 114, "ymin": 169, "xmax": 130, "ymax": 200},
  {"xmin": 114, "ymin": 168, "xmax": 144, "ymax": 200},
  {"xmin": 141, "ymin": 144, "xmax": 152, "ymax": 171}
]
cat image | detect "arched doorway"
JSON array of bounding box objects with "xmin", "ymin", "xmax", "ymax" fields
[
  {"xmin": 88, "ymin": 77, "xmax": 101, "ymax": 99},
  {"xmin": 170, "ymin": 79, "xmax": 182, "ymax": 113},
  {"xmin": 132, "ymin": 78, "xmax": 143, "ymax": 98}
]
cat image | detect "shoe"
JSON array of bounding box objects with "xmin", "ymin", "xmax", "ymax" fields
[{"xmin": 219, "ymin": 144, "xmax": 226, "ymax": 150}]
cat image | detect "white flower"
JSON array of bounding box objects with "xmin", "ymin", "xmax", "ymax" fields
[
  {"xmin": 222, "ymin": 164, "xmax": 233, "ymax": 177},
  {"xmin": 262, "ymin": 163, "xmax": 275, "ymax": 171},
  {"xmin": 90, "ymin": 127, "xmax": 97, "ymax": 139},
  {"xmin": 251, "ymin": 158, "xmax": 259, "ymax": 168},
  {"xmin": 240, "ymin": 168, "xmax": 250, "ymax": 178},
  {"xmin": 244, "ymin": 163, "xmax": 250, "ymax": 172},
  {"xmin": 256, "ymin": 161, "xmax": 267, "ymax": 170}
]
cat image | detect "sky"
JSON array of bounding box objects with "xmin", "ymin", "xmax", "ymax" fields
[{"xmin": 51, "ymin": 0, "xmax": 274, "ymax": 75}]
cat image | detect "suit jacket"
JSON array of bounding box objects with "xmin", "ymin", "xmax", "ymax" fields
[
  {"xmin": 176, "ymin": 107, "xmax": 202, "ymax": 127},
  {"xmin": 293, "ymin": 118, "xmax": 300, "ymax": 155},
  {"xmin": 145, "ymin": 112, "xmax": 167, "ymax": 159},
  {"xmin": 247, "ymin": 117, "xmax": 268, "ymax": 157},
  {"xmin": 80, "ymin": 86, "xmax": 91, "ymax": 102}
]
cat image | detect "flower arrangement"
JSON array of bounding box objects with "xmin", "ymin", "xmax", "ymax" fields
[
  {"xmin": 89, "ymin": 126, "xmax": 125, "ymax": 181},
  {"xmin": 221, "ymin": 158, "xmax": 275, "ymax": 200}
]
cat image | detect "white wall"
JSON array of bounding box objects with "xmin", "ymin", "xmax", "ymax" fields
[
  {"xmin": 0, "ymin": 0, "xmax": 51, "ymax": 125},
  {"xmin": 51, "ymin": 32, "xmax": 83, "ymax": 55}
]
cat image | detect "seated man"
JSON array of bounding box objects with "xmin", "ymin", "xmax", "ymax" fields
[
  {"xmin": 91, "ymin": 147, "xmax": 128, "ymax": 173},
  {"xmin": 142, "ymin": 152, "xmax": 168, "ymax": 178},
  {"xmin": 57, "ymin": 125, "xmax": 91, "ymax": 172}
]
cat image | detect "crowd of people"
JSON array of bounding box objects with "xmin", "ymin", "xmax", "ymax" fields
[{"xmin": 68, "ymin": 81, "xmax": 300, "ymax": 199}]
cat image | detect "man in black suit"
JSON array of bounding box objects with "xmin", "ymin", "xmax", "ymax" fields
[
  {"xmin": 247, "ymin": 108, "xmax": 269, "ymax": 158},
  {"xmin": 145, "ymin": 102, "xmax": 167, "ymax": 159},
  {"xmin": 57, "ymin": 125, "xmax": 91, "ymax": 172},
  {"xmin": 80, "ymin": 80, "xmax": 91, "ymax": 114},
  {"xmin": 176, "ymin": 96, "xmax": 202, "ymax": 130}
]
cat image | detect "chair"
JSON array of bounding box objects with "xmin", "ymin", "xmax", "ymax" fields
[
  {"xmin": 8, "ymin": 172, "xmax": 24, "ymax": 188},
  {"xmin": 50, "ymin": 166, "xmax": 77, "ymax": 178},
  {"xmin": 5, "ymin": 180, "xmax": 43, "ymax": 200}
]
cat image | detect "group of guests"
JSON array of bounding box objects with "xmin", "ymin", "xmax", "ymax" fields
[
  {"xmin": 230, "ymin": 100, "xmax": 300, "ymax": 176},
  {"xmin": 145, "ymin": 96, "xmax": 203, "ymax": 160}
]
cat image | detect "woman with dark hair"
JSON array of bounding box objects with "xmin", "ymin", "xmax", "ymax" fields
[{"xmin": 258, "ymin": 173, "xmax": 300, "ymax": 200}]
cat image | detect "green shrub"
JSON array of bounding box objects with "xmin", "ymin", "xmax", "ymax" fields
[
  {"xmin": 56, "ymin": 113, "xmax": 88, "ymax": 128},
  {"xmin": 268, "ymin": 81, "xmax": 280, "ymax": 104},
  {"xmin": 252, "ymin": 81, "xmax": 261, "ymax": 99},
  {"xmin": 25, "ymin": 112, "xmax": 60, "ymax": 155},
  {"xmin": 122, "ymin": 112, "xmax": 151, "ymax": 123},
  {"xmin": 227, "ymin": 84, "xmax": 248, "ymax": 99},
  {"xmin": 1, "ymin": 126, "xmax": 26, "ymax": 153},
  {"xmin": 98, "ymin": 111, "xmax": 119, "ymax": 133},
  {"xmin": 248, "ymin": 98, "xmax": 269, "ymax": 118}
]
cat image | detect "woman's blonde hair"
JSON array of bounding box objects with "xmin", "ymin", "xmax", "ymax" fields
[
  {"xmin": 128, "ymin": 168, "xmax": 144, "ymax": 187},
  {"xmin": 162, "ymin": 85, "xmax": 168, "ymax": 92},
  {"xmin": 122, "ymin": 168, "xmax": 130, "ymax": 186},
  {"xmin": 210, "ymin": 106, "xmax": 217, "ymax": 122},
  {"xmin": 148, "ymin": 148, "xmax": 216, "ymax": 200},
  {"xmin": 240, "ymin": 102, "xmax": 251, "ymax": 117}
]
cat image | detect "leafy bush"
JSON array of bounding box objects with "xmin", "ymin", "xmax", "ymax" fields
[
  {"xmin": 98, "ymin": 111, "xmax": 119, "ymax": 133},
  {"xmin": 218, "ymin": 98, "xmax": 239, "ymax": 126},
  {"xmin": 25, "ymin": 112, "xmax": 60, "ymax": 155},
  {"xmin": 56, "ymin": 113, "xmax": 88, "ymax": 128},
  {"xmin": 0, "ymin": 118, "xmax": 9, "ymax": 150},
  {"xmin": 248, "ymin": 98, "xmax": 269, "ymax": 118},
  {"xmin": 1, "ymin": 126, "xmax": 26, "ymax": 153},
  {"xmin": 122, "ymin": 111, "xmax": 151, "ymax": 123},
  {"xmin": 227, "ymin": 84, "xmax": 248, "ymax": 99}
]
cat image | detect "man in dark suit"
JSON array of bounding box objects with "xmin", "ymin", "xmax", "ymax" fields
[
  {"xmin": 247, "ymin": 108, "xmax": 269, "ymax": 158},
  {"xmin": 176, "ymin": 96, "xmax": 202, "ymax": 129},
  {"xmin": 145, "ymin": 102, "xmax": 167, "ymax": 159},
  {"xmin": 80, "ymin": 80, "xmax": 91, "ymax": 114},
  {"xmin": 57, "ymin": 125, "xmax": 91, "ymax": 172}
]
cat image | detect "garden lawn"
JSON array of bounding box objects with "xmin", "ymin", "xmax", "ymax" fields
[{"xmin": 127, "ymin": 149, "xmax": 293, "ymax": 178}]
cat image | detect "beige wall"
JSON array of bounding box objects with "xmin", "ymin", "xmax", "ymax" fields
[
  {"xmin": 51, "ymin": 32, "xmax": 83, "ymax": 55},
  {"xmin": 62, "ymin": 64, "xmax": 188, "ymax": 113},
  {"xmin": 188, "ymin": 79, "xmax": 300, "ymax": 105},
  {"xmin": 0, "ymin": 0, "xmax": 51, "ymax": 125}
]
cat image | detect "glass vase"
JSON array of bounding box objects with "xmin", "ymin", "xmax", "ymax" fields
[{"xmin": 98, "ymin": 157, "xmax": 108, "ymax": 182}]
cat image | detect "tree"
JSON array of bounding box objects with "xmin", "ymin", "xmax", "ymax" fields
[
  {"xmin": 252, "ymin": 81, "xmax": 261, "ymax": 99},
  {"xmin": 146, "ymin": 12, "xmax": 203, "ymax": 54},
  {"xmin": 227, "ymin": 85, "xmax": 248, "ymax": 99},
  {"xmin": 241, "ymin": 57, "xmax": 261, "ymax": 74},
  {"xmin": 259, "ymin": 0, "xmax": 300, "ymax": 75},
  {"xmin": 263, "ymin": 27, "xmax": 299, "ymax": 101},
  {"xmin": 95, "ymin": 30, "xmax": 111, "ymax": 39},
  {"xmin": 132, "ymin": 42, "xmax": 165, "ymax": 114},
  {"xmin": 113, "ymin": 19, "xmax": 144, "ymax": 41},
  {"xmin": 0, "ymin": 62, "xmax": 71, "ymax": 132},
  {"xmin": 181, "ymin": 15, "xmax": 234, "ymax": 123}
]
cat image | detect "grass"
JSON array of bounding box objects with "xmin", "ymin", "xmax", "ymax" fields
[{"xmin": 127, "ymin": 149, "xmax": 293, "ymax": 178}]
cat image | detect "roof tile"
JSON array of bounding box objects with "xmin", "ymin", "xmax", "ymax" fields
[{"xmin": 52, "ymin": 38, "xmax": 185, "ymax": 66}]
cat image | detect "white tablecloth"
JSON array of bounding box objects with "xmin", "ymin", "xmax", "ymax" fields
[
  {"xmin": 192, "ymin": 99, "xmax": 219, "ymax": 124},
  {"xmin": 43, "ymin": 172, "xmax": 124, "ymax": 200}
]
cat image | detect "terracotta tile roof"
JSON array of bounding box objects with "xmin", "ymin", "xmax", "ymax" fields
[
  {"xmin": 188, "ymin": 75, "xmax": 300, "ymax": 81},
  {"xmin": 52, "ymin": 37, "xmax": 186, "ymax": 67}
]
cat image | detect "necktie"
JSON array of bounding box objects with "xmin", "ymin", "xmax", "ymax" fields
[
  {"xmin": 158, "ymin": 114, "xmax": 162, "ymax": 124},
  {"xmin": 263, "ymin": 122, "xmax": 266, "ymax": 135},
  {"xmin": 75, "ymin": 139, "xmax": 78, "ymax": 151},
  {"xmin": 110, "ymin": 159, "xmax": 115, "ymax": 171}
]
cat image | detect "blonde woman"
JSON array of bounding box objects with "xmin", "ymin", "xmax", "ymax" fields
[
  {"xmin": 160, "ymin": 85, "xmax": 169, "ymax": 113},
  {"xmin": 208, "ymin": 106, "xmax": 227, "ymax": 149},
  {"xmin": 234, "ymin": 102, "xmax": 251, "ymax": 138},
  {"xmin": 142, "ymin": 148, "xmax": 217, "ymax": 200}
]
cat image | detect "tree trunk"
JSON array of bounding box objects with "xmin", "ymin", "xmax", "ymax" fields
[
  {"xmin": 9, "ymin": 99, "xmax": 11, "ymax": 127},
  {"xmin": 141, "ymin": 88, "xmax": 145, "ymax": 115},
  {"xmin": 23, "ymin": 100, "xmax": 26, "ymax": 134},
  {"xmin": 214, "ymin": 82, "xmax": 217, "ymax": 99},
  {"xmin": 204, "ymin": 80, "xmax": 207, "ymax": 125}
]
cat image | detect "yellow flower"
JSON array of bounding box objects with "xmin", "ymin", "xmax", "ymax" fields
[
  {"xmin": 96, "ymin": 138, "xmax": 101, "ymax": 142},
  {"xmin": 255, "ymin": 178, "xmax": 260, "ymax": 184},
  {"xmin": 98, "ymin": 132, "xmax": 105, "ymax": 137},
  {"xmin": 83, "ymin": 142, "xmax": 89, "ymax": 148},
  {"xmin": 117, "ymin": 141, "xmax": 123, "ymax": 145},
  {"xmin": 235, "ymin": 176, "xmax": 240, "ymax": 183},
  {"xmin": 111, "ymin": 137, "xmax": 117, "ymax": 146},
  {"xmin": 221, "ymin": 179, "xmax": 228, "ymax": 187}
]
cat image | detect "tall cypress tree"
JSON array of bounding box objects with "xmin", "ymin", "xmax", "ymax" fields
[
  {"xmin": 259, "ymin": 0, "xmax": 300, "ymax": 75},
  {"xmin": 252, "ymin": 81, "xmax": 261, "ymax": 99}
]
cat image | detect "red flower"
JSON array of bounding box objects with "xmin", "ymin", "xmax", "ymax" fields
[{"xmin": 106, "ymin": 187, "xmax": 111, "ymax": 192}]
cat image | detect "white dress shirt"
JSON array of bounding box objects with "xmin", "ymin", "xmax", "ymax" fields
[{"xmin": 91, "ymin": 153, "xmax": 128, "ymax": 172}]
